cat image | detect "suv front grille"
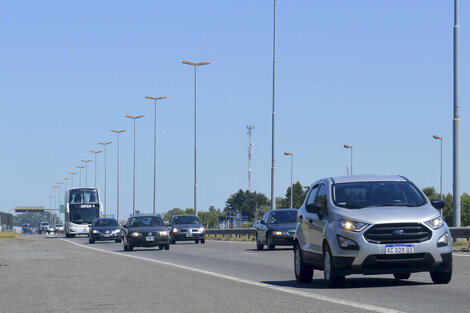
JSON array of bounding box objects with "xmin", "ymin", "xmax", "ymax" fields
[{"xmin": 364, "ymin": 223, "xmax": 432, "ymax": 244}]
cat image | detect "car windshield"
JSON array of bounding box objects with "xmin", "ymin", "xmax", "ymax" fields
[
  {"xmin": 332, "ymin": 181, "xmax": 427, "ymax": 209},
  {"xmin": 70, "ymin": 207, "xmax": 99, "ymax": 224},
  {"xmin": 93, "ymin": 219, "xmax": 118, "ymax": 227},
  {"xmin": 270, "ymin": 210, "xmax": 297, "ymax": 224},
  {"xmin": 129, "ymin": 216, "xmax": 164, "ymax": 227},
  {"xmin": 172, "ymin": 216, "xmax": 200, "ymax": 225},
  {"xmin": 69, "ymin": 190, "xmax": 99, "ymax": 204}
]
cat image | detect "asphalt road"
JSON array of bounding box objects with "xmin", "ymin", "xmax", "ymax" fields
[{"xmin": 1, "ymin": 234, "xmax": 469, "ymax": 313}]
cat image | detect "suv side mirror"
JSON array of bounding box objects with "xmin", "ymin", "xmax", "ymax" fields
[
  {"xmin": 306, "ymin": 202, "xmax": 322, "ymax": 214},
  {"xmin": 430, "ymin": 199, "xmax": 445, "ymax": 210},
  {"xmin": 259, "ymin": 220, "xmax": 267, "ymax": 225}
]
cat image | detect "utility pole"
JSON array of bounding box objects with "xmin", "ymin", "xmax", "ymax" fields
[
  {"xmin": 246, "ymin": 125, "xmax": 254, "ymax": 191},
  {"xmin": 453, "ymin": 0, "xmax": 461, "ymax": 227}
]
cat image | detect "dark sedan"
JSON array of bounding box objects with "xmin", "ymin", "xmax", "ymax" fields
[
  {"xmin": 169, "ymin": 215, "xmax": 205, "ymax": 244},
  {"xmin": 256, "ymin": 209, "xmax": 297, "ymax": 250},
  {"xmin": 122, "ymin": 215, "xmax": 170, "ymax": 251},
  {"xmin": 89, "ymin": 218, "xmax": 121, "ymax": 244}
]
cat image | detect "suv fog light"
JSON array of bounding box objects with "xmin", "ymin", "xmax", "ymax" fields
[
  {"xmin": 437, "ymin": 232, "xmax": 450, "ymax": 247},
  {"xmin": 337, "ymin": 235, "xmax": 359, "ymax": 250}
]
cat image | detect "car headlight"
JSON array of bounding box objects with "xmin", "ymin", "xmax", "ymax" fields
[
  {"xmin": 172, "ymin": 228, "xmax": 178, "ymax": 233},
  {"xmin": 437, "ymin": 232, "xmax": 450, "ymax": 247},
  {"xmin": 272, "ymin": 231, "xmax": 283, "ymax": 235},
  {"xmin": 159, "ymin": 231, "xmax": 168, "ymax": 236},
  {"xmin": 198, "ymin": 227, "xmax": 204, "ymax": 232},
  {"xmin": 340, "ymin": 220, "xmax": 368, "ymax": 232},
  {"xmin": 112, "ymin": 229, "xmax": 121, "ymax": 234},
  {"xmin": 131, "ymin": 232, "xmax": 141, "ymax": 237},
  {"xmin": 425, "ymin": 217, "xmax": 443, "ymax": 229},
  {"xmin": 92, "ymin": 230, "xmax": 99, "ymax": 234}
]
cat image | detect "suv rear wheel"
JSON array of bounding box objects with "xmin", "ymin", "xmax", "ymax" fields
[
  {"xmin": 256, "ymin": 233, "xmax": 264, "ymax": 250},
  {"xmin": 294, "ymin": 242, "xmax": 313, "ymax": 283},
  {"xmin": 267, "ymin": 235, "xmax": 275, "ymax": 250},
  {"xmin": 323, "ymin": 244, "xmax": 344, "ymax": 288}
]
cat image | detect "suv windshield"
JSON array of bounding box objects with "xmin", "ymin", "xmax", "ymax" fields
[
  {"xmin": 270, "ymin": 210, "xmax": 297, "ymax": 224},
  {"xmin": 172, "ymin": 216, "xmax": 200, "ymax": 225},
  {"xmin": 93, "ymin": 219, "xmax": 118, "ymax": 227},
  {"xmin": 129, "ymin": 216, "xmax": 164, "ymax": 227},
  {"xmin": 332, "ymin": 181, "xmax": 427, "ymax": 209}
]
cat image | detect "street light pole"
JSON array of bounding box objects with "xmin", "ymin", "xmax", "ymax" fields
[
  {"xmin": 182, "ymin": 60, "xmax": 210, "ymax": 217},
  {"xmin": 126, "ymin": 115, "xmax": 144, "ymax": 216},
  {"xmin": 284, "ymin": 152, "xmax": 293, "ymax": 209},
  {"xmin": 90, "ymin": 150, "xmax": 102, "ymax": 188},
  {"xmin": 68, "ymin": 172, "xmax": 76, "ymax": 188},
  {"xmin": 57, "ymin": 182, "xmax": 63, "ymax": 222},
  {"xmin": 344, "ymin": 145, "xmax": 353, "ymax": 175},
  {"xmin": 453, "ymin": 0, "xmax": 461, "ymax": 227},
  {"xmin": 271, "ymin": 0, "xmax": 277, "ymax": 211},
  {"xmin": 99, "ymin": 142, "xmax": 112, "ymax": 217},
  {"xmin": 52, "ymin": 185, "xmax": 58, "ymax": 225},
  {"xmin": 145, "ymin": 96, "xmax": 167, "ymax": 215},
  {"xmin": 76, "ymin": 166, "xmax": 85, "ymax": 186},
  {"xmin": 111, "ymin": 130, "xmax": 126, "ymax": 223},
  {"xmin": 81, "ymin": 160, "xmax": 92, "ymax": 186}
]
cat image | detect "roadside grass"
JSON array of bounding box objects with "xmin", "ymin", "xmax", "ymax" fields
[
  {"xmin": 453, "ymin": 238, "xmax": 470, "ymax": 251},
  {"xmin": 0, "ymin": 232, "xmax": 20, "ymax": 239}
]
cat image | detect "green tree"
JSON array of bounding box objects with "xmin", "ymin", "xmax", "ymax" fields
[
  {"xmin": 225, "ymin": 189, "xmax": 270, "ymax": 220},
  {"xmin": 421, "ymin": 187, "xmax": 470, "ymax": 227},
  {"xmin": 162, "ymin": 208, "xmax": 184, "ymax": 221},
  {"xmin": 198, "ymin": 206, "xmax": 224, "ymax": 229},
  {"xmin": 279, "ymin": 181, "xmax": 308, "ymax": 208}
]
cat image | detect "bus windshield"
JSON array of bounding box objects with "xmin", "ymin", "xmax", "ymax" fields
[
  {"xmin": 69, "ymin": 208, "xmax": 98, "ymax": 224},
  {"xmin": 69, "ymin": 190, "xmax": 99, "ymax": 204}
]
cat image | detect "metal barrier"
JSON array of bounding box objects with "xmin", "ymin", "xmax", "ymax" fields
[{"xmin": 205, "ymin": 227, "xmax": 470, "ymax": 239}]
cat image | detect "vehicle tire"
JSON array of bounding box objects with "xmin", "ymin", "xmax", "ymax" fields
[
  {"xmin": 201, "ymin": 238, "xmax": 205, "ymax": 244},
  {"xmin": 323, "ymin": 244, "xmax": 345, "ymax": 288},
  {"xmin": 171, "ymin": 238, "xmax": 176, "ymax": 245},
  {"xmin": 65, "ymin": 233, "xmax": 72, "ymax": 238},
  {"xmin": 89, "ymin": 239, "xmax": 95, "ymax": 244},
  {"xmin": 195, "ymin": 240, "xmax": 199, "ymax": 244},
  {"xmin": 123, "ymin": 243, "xmax": 129, "ymax": 251},
  {"xmin": 159, "ymin": 245, "xmax": 164, "ymax": 250},
  {"xmin": 128, "ymin": 244, "xmax": 133, "ymax": 252},
  {"xmin": 39, "ymin": 230, "xmax": 41, "ymax": 234},
  {"xmin": 256, "ymin": 234, "xmax": 264, "ymax": 250},
  {"xmin": 393, "ymin": 273, "xmax": 411, "ymax": 280},
  {"xmin": 430, "ymin": 261, "xmax": 452, "ymax": 284},
  {"xmin": 294, "ymin": 241, "xmax": 313, "ymax": 283},
  {"xmin": 164, "ymin": 244, "xmax": 170, "ymax": 250},
  {"xmin": 267, "ymin": 234, "xmax": 275, "ymax": 250},
  {"xmin": 115, "ymin": 239, "xmax": 122, "ymax": 243}
]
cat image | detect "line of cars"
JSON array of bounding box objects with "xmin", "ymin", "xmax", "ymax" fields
[{"xmin": 86, "ymin": 214, "xmax": 206, "ymax": 252}]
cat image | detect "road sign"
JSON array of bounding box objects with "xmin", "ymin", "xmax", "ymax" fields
[
  {"xmin": 60, "ymin": 205, "xmax": 65, "ymax": 213},
  {"xmin": 14, "ymin": 206, "xmax": 44, "ymax": 213}
]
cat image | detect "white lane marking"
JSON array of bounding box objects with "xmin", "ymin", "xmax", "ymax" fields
[
  {"xmin": 61, "ymin": 238, "xmax": 404, "ymax": 313},
  {"xmin": 453, "ymin": 253, "xmax": 470, "ymax": 257}
]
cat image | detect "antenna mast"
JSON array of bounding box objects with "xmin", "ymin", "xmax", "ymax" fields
[{"xmin": 246, "ymin": 125, "xmax": 255, "ymax": 191}]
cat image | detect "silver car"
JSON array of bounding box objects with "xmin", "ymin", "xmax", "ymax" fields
[{"xmin": 294, "ymin": 175, "xmax": 452, "ymax": 287}]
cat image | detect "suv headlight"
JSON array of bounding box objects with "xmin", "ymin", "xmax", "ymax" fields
[
  {"xmin": 159, "ymin": 231, "xmax": 168, "ymax": 236},
  {"xmin": 172, "ymin": 227, "xmax": 178, "ymax": 233},
  {"xmin": 340, "ymin": 220, "xmax": 368, "ymax": 232},
  {"xmin": 425, "ymin": 217, "xmax": 443, "ymax": 229},
  {"xmin": 198, "ymin": 227, "xmax": 205, "ymax": 232},
  {"xmin": 131, "ymin": 232, "xmax": 141, "ymax": 237}
]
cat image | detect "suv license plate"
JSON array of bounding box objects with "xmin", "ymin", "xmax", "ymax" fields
[
  {"xmin": 385, "ymin": 244, "xmax": 414, "ymax": 254},
  {"xmin": 186, "ymin": 233, "xmax": 193, "ymax": 237},
  {"xmin": 146, "ymin": 236, "xmax": 155, "ymax": 242}
]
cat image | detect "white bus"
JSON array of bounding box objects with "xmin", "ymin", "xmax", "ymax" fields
[{"xmin": 65, "ymin": 188, "xmax": 101, "ymax": 237}]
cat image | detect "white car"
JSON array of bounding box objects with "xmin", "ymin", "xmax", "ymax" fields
[
  {"xmin": 54, "ymin": 224, "xmax": 65, "ymax": 232},
  {"xmin": 39, "ymin": 222, "xmax": 49, "ymax": 234}
]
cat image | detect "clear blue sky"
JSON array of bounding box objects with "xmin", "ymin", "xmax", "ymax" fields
[{"xmin": 1, "ymin": 0, "xmax": 469, "ymax": 219}]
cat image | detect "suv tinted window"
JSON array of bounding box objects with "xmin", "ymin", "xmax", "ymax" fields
[{"xmin": 315, "ymin": 184, "xmax": 328, "ymax": 214}]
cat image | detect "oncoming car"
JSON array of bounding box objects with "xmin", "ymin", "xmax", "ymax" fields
[
  {"xmin": 294, "ymin": 175, "xmax": 452, "ymax": 288},
  {"xmin": 169, "ymin": 215, "xmax": 205, "ymax": 244},
  {"xmin": 89, "ymin": 218, "xmax": 121, "ymax": 244},
  {"xmin": 122, "ymin": 215, "xmax": 170, "ymax": 251}
]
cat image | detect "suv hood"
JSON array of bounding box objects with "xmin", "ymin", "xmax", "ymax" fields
[
  {"xmin": 128, "ymin": 226, "xmax": 167, "ymax": 232},
  {"xmin": 331, "ymin": 204, "xmax": 440, "ymax": 225},
  {"xmin": 172, "ymin": 224, "xmax": 203, "ymax": 229},
  {"xmin": 267, "ymin": 222, "xmax": 297, "ymax": 231}
]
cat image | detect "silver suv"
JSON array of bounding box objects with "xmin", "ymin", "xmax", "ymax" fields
[{"xmin": 294, "ymin": 175, "xmax": 452, "ymax": 287}]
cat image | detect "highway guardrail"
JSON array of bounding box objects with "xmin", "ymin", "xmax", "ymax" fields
[{"xmin": 205, "ymin": 227, "xmax": 470, "ymax": 239}]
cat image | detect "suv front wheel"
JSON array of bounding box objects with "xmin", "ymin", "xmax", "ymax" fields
[
  {"xmin": 294, "ymin": 242, "xmax": 313, "ymax": 283},
  {"xmin": 323, "ymin": 244, "xmax": 344, "ymax": 288}
]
